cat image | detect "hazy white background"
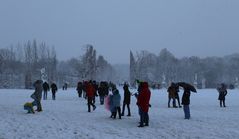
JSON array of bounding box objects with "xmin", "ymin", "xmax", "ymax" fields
[{"xmin": 0, "ymin": 0, "xmax": 239, "ymax": 64}]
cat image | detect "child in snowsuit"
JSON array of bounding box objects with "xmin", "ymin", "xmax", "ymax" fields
[
  {"xmin": 24, "ymin": 92, "xmax": 38, "ymax": 114},
  {"xmin": 24, "ymin": 101, "xmax": 37, "ymax": 114}
]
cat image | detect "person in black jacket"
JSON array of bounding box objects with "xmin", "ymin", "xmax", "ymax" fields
[
  {"xmin": 76, "ymin": 81, "xmax": 83, "ymax": 98},
  {"xmin": 51, "ymin": 83, "xmax": 58, "ymax": 100},
  {"xmin": 42, "ymin": 82, "xmax": 50, "ymax": 100},
  {"xmin": 217, "ymin": 83, "xmax": 228, "ymax": 107},
  {"xmin": 121, "ymin": 83, "xmax": 131, "ymax": 116},
  {"xmin": 33, "ymin": 80, "xmax": 43, "ymax": 111},
  {"xmin": 181, "ymin": 88, "xmax": 191, "ymax": 119},
  {"xmin": 98, "ymin": 82, "xmax": 106, "ymax": 105}
]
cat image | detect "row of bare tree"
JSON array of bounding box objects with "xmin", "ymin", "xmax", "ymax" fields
[
  {"xmin": 0, "ymin": 40, "xmax": 57, "ymax": 88},
  {"xmin": 0, "ymin": 41, "xmax": 116, "ymax": 89},
  {"xmin": 130, "ymin": 48, "xmax": 239, "ymax": 88}
]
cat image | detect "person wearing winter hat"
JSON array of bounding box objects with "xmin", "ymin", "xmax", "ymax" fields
[{"xmin": 111, "ymin": 84, "xmax": 121, "ymax": 119}]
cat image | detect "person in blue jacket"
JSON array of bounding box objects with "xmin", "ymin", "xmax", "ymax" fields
[{"xmin": 111, "ymin": 84, "xmax": 121, "ymax": 119}]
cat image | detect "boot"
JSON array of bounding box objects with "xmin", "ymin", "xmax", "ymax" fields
[
  {"xmin": 112, "ymin": 112, "xmax": 116, "ymax": 119},
  {"xmin": 88, "ymin": 104, "xmax": 91, "ymax": 112},
  {"xmin": 93, "ymin": 106, "xmax": 96, "ymax": 111},
  {"xmin": 110, "ymin": 113, "xmax": 113, "ymax": 118},
  {"xmin": 138, "ymin": 124, "xmax": 144, "ymax": 127}
]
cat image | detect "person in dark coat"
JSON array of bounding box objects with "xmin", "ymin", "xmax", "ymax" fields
[
  {"xmin": 121, "ymin": 83, "xmax": 131, "ymax": 116},
  {"xmin": 167, "ymin": 83, "xmax": 177, "ymax": 108},
  {"xmin": 111, "ymin": 85, "xmax": 121, "ymax": 119},
  {"xmin": 98, "ymin": 82, "xmax": 106, "ymax": 105},
  {"xmin": 104, "ymin": 82, "xmax": 109, "ymax": 96},
  {"xmin": 76, "ymin": 81, "xmax": 83, "ymax": 98},
  {"xmin": 86, "ymin": 81, "xmax": 96, "ymax": 112},
  {"xmin": 42, "ymin": 82, "xmax": 50, "ymax": 100},
  {"xmin": 174, "ymin": 83, "xmax": 182, "ymax": 108},
  {"xmin": 137, "ymin": 82, "xmax": 151, "ymax": 127},
  {"xmin": 62, "ymin": 82, "xmax": 68, "ymax": 90},
  {"xmin": 217, "ymin": 83, "xmax": 228, "ymax": 107},
  {"xmin": 33, "ymin": 80, "xmax": 43, "ymax": 112},
  {"xmin": 50, "ymin": 83, "xmax": 58, "ymax": 100},
  {"xmin": 181, "ymin": 88, "xmax": 191, "ymax": 119},
  {"xmin": 82, "ymin": 81, "xmax": 88, "ymax": 99},
  {"xmin": 92, "ymin": 81, "xmax": 98, "ymax": 104}
]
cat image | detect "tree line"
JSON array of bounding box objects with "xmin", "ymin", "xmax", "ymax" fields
[
  {"xmin": 0, "ymin": 40, "xmax": 116, "ymax": 89},
  {"xmin": 130, "ymin": 48, "xmax": 239, "ymax": 88},
  {"xmin": 1, "ymin": 41, "xmax": 239, "ymax": 89}
]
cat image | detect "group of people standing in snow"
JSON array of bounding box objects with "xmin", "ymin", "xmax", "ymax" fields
[
  {"xmin": 24, "ymin": 78, "xmax": 229, "ymax": 127},
  {"xmin": 167, "ymin": 82, "xmax": 193, "ymax": 119},
  {"xmin": 75, "ymin": 79, "xmax": 151, "ymax": 127},
  {"xmin": 76, "ymin": 80, "xmax": 151, "ymax": 127},
  {"xmin": 106, "ymin": 81, "xmax": 151, "ymax": 127},
  {"xmin": 167, "ymin": 82, "xmax": 229, "ymax": 120}
]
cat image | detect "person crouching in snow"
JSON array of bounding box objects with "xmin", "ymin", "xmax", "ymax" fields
[
  {"xmin": 137, "ymin": 82, "xmax": 151, "ymax": 127},
  {"xmin": 24, "ymin": 101, "xmax": 37, "ymax": 114},
  {"xmin": 24, "ymin": 91, "xmax": 38, "ymax": 114},
  {"xmin": 111, "ymin": 85, "xmax": 121, "ymax": 119}
]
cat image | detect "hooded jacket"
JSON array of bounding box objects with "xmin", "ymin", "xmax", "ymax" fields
[
  {"xmin": 86, "ymin": 83, "xmax": 95, "ymax": 98},
  {"xmin": 112, "ymin": 88, "xmax": 121, "ymax": 107},
  {"xmin": 137, "ymin": 82, "xmax": 151, "ymax": 112},
  {"xmin": 123, "ymin": 84, "xmax": 131, "ymax": 104}
]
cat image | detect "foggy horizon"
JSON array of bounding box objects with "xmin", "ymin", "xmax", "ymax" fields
[{"xmin": 1, "ymin": 0, "xmax": 239, "ymax": 64}]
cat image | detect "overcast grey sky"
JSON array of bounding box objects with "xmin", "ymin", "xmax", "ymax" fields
[{"xmin": 0, "ymin": 0, "xmax": 239, "ymax": 64}]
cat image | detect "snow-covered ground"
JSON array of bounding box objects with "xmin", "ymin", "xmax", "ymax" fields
[{"xmin": 0, "ymin": 88, "xmax": 238, "ymax": 139}]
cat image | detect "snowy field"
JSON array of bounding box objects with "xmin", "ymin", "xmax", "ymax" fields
[{"xmin": 0, "ymin": 87, "xmax": 239, "ymax": 139}]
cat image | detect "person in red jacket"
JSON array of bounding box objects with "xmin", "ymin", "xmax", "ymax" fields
[
  {"xmin": 137, "ymin": 82, "xmax": 151, "ymax": 127},
  {"xmin": 86, "ymin": 81, "xmax": 96, "ymax": 112}
]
